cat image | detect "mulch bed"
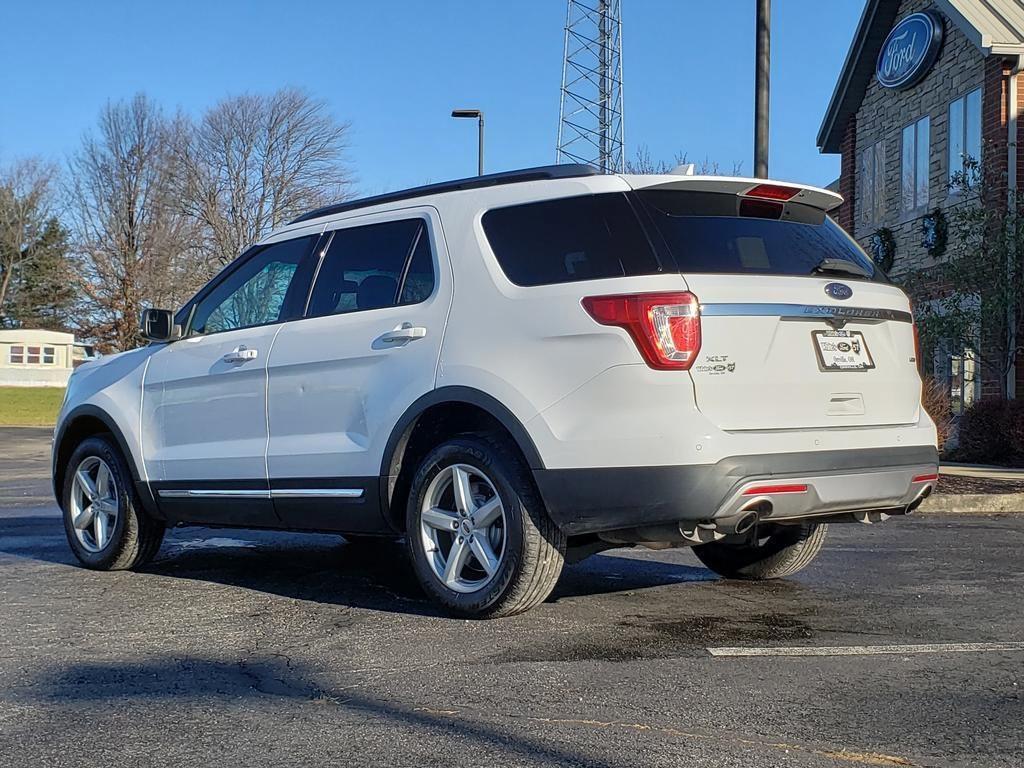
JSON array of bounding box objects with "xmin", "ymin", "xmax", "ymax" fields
[{"xmin": 935, "ymin": 474, "xmax": 1024, "ymax": 495}]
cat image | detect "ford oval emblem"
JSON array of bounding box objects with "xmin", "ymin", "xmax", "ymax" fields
[
  {"xmin": 876, "ymin": 11, "xmax": 944, "ymax": 90},
  {"xmin": 825, "ymin": 282, "xmax": 853, "ymax": 301}
]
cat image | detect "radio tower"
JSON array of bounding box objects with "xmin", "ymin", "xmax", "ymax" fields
[{"xmin": 556, "ymin": 0, "xmax": 624, "ymax": 173}]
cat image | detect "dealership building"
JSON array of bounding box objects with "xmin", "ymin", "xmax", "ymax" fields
[{"xmin": 817, "ymin": 0, "xmax": 1024, "ymax": 405}]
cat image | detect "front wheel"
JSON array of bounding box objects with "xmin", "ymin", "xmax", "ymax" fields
[
  {"xmin": 693, "ymin": 522, "xmax": 827, "ymax": 580},
  {"xmin": 62, "ymin": 435, "xmax": 166, "ymax": 570},
  {"xmin": 405, "ymin": 434, "xmax": 565, "ymax": 618}
]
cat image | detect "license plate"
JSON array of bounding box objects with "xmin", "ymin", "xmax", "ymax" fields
[{"xmin": 812, "ymin": 330, "xmax": 875, "ymax": 371}]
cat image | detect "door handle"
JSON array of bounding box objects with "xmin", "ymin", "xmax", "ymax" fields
[
  {"xmin": 223, "ymin": 346, "xmax": 258, "ymax": 363},
  {"xmin": 380, "ymin": 323, "xmax": 427, "ymax": 343}
]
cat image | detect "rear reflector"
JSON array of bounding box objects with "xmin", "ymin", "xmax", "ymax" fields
[
  {"xmin": 742, "ymin": 484, "xmax": 809, "ymax": 496},
  {"xmin": 912, "ymin": 473, "xmax": 939, "ymax": 483},
  {"xmin": 744, "ymin": 183, "xmax": 800, "ymax": 201},
  {"xmin": 582, "ymin": 291, "xmax": 701, "ymax": 370}
]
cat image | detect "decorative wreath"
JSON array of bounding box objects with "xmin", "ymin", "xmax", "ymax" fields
[
  {"xmin": 921, "ymin": 208, "xmax": 948, "ymax": 259},
  {"xmin": 869, "ymin": 227, "xmax": 896, "ymax": 272}
]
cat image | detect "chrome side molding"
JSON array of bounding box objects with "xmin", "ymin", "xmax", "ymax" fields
[
  {"xmin": 270, "ymin": 489, "xmax": 365, "ymax": 499},
  {"xmin": 158, "ymin": 488, "xmax": 365, "ymax": 500},
  {"xmin": 157, "ymin": 489, "xmax": 271, "ymax": 499}
]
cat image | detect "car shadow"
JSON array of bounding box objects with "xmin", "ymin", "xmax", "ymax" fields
[
  {"xmin": 0, "ymin": 514, "xmax": 717, "ymax": 617},
  {"xmin": 551, "ymin": 552, "xmax": 715, "ymax": 601}
]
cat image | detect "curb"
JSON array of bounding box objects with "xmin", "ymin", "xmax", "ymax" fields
[{"xmin": 918, "ymin": 493, "xmax": 1024, "ymax": 515}]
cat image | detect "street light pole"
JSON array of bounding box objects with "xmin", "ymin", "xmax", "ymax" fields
[
  {"xmin": 451, "ymin": 109, "xmax": 485, "ymax": 176},
  {"xmin": 754, "ymin": 0, "xmax": 771, "ymax": 178}
]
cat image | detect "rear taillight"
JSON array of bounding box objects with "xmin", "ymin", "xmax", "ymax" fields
[{"xmin": 581, "ymin": 291, "xmax": 701, "ymax": 370}]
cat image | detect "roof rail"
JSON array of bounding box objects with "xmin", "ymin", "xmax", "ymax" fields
[{"xmin": 289, "ymin": 164, "xmax": 599, "ymax": 224}]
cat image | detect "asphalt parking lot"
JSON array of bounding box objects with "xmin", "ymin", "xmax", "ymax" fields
[{"xmin": 0, "ymin": 427, "xmax": 1022, "ymax": 767}]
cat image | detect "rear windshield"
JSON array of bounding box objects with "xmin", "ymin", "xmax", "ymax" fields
[{"xmin": 635, "ymin": 190, "xmax": 881, "ymax": 281}]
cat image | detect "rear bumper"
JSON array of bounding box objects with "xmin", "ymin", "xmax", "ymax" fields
[{"xmin": 532, "ymin": 445, "xmax": 939, "ymax": 535}]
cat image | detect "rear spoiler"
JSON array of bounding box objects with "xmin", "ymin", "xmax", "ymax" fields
[{"xmin": 620, "ymin": 174, "xmax": 844, "ymax": 213}]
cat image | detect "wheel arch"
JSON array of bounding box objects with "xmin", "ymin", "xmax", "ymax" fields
[
  {"xmin": 53, "ymin": 405, "xmax": 158, "ymax": 517},
  {"xmin": 378, "ymin": 386, "xmax": 545, "ymax": 531}
]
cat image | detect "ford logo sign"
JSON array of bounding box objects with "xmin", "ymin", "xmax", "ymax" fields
[
  {"xmin": 876, "ymin": 11, "xmax": 944, "ymax": 90},
  {"xmin": 825, "ymin": 282, "xmax": 853, "ymax": 301}
]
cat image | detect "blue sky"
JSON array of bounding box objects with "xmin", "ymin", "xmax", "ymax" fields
[{"xmin": 0, "ymin": 0, "xmax": 863, "ymax": 195}]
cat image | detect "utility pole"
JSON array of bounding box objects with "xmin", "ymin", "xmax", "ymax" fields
[{"xmin": 754, "ymin": 0, "xmax": 771, "ymax": 178}]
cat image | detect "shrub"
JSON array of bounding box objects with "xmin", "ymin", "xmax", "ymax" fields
[
  {"xmin": 955, "ymin": 398, "xmax": 1013, "ymax": 463},
  {"xmin": 1006, "ymin": 399, "xmax": 1024, "ymax": 459},
  {"xmin": 920, "ymin": 378, "xmax": 954, "ymax": 454}
]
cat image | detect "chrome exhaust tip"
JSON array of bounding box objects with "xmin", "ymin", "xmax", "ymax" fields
[
  {"xmin": 714, "ymin": 506, "xmax": 766, "ymax": 535},
  {"xmin": 904, "ymin": 484, "xmax": 933, "ymax": 514}
]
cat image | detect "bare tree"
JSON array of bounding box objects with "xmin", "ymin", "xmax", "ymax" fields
[
  {"xmin": 176, "ymin": 88, "xmax": 350, "ymax": 267},
  {"xmin": 0, "ymin": 158, "xmax": 62, "ymax": 321},
  {"xmin": 625, "ymin": 145, "xmax": 744, "ymax": 176},
  {"xmin": 67, "ymin": 94, "xmax": 195, "ymax": 352}
]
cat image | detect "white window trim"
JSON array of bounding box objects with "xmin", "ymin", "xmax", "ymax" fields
[
  {"xmin": 922, "ymin": 295, "xmax": 982, "ymax": 413},
  {"xmin": 860, "ymin": 140, "xmax": 886, "ymax": 228},
  {"xmin": 947, "ymin": 87, "xmax": 982, "ymax": 196},
  {"xmin": 901, "ymin": 115, "xmax": 931, "ymax": 217}
]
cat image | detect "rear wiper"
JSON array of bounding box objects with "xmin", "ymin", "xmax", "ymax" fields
[{"xmin": 811, "ymin": 257, "xmax": 870, "ymax": 278}]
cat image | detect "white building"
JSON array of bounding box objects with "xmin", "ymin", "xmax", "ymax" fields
[{"xmin": 0, "ymin": 329, "xmax": 93, "ymax": 387}]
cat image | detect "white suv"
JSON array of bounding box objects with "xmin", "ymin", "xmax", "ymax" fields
[{"xmin": 52, "ymin": 165, "xmax": 939, "ymax": 617}]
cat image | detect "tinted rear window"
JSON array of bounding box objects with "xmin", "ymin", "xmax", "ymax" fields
[
  {"xmin": 481, "ymin": 193, "xmax": 662, "ymax": 286},
  {"xmin": 306, "ymin": 219, "xmax": 432, "ymax": 317},
  {"xmin": 635, "ymin": 190, "xmax": 881, "ymax": 280}
]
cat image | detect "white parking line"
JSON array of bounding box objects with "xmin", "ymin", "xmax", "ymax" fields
[{"xmin": 707, "ymin": 642, "xmax": 1024, "ymax": 657}]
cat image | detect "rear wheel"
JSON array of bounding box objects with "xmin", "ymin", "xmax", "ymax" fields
[
  {"xmin": 62, "ymin": 435, "xmax": 166, "ymax": 570},
  {"xmin": 693, "ymin": 522, "xmax": 827, "ymax": 580},
  {"xmin": 405, "ymin": 434, "xmax": 565, "ymax": 618}
]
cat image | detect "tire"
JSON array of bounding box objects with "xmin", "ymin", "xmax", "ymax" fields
[
  {"xmin": 405, "ymin": 434, "xmax": 566, "ymax": 618},
  {"xmin": 693, "ymin": 522, "xmax": 827, "ymax": 580},
  {"xmin": 61, "ymin": 435, "xmax": 166, "ymax": 571}
]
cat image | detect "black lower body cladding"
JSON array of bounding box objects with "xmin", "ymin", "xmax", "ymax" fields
[{"xmin": 531, "ymin": 445, "xmax": 940, "ymax": 536}]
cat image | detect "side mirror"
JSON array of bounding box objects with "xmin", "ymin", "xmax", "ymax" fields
[{"xmin": 140, "ymin": 308, "xmax": 182, "ymax": 343}]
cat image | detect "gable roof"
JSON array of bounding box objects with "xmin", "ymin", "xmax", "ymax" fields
[{"xmin": 817, "ymin": 0, "xmax": 1024, "ymax": 154}]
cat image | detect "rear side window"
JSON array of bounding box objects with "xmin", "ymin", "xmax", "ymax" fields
[
  {"xmin": 306, "ymin": 219, "xmax": 435, "ymax": 318},
  {"xmin": 481, "ymin": 193, "xmax": 662, "ymax": 286},
  {"xmin": 635, "ymin": 190, "xmax": 880, "ymax": 280}
]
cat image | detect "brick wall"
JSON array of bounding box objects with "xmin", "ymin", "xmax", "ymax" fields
[
  {"xmin": 851, "ymin": 0, "xmax": 986, "ymax": 276},
  {"xmin": 836, "ymin": 115, "xmax": 856, "ymax": 233},
  {"xmin": 837, "ymin": 0, "xmax": 1024, "ymax": 399},
  {"xmin": 1015, "ymin": 70, "xmax": 1024, "ymax": 399},
  {"xmin": 982, "ymin": 57, "xmax": 1009, "ymax": 208}
]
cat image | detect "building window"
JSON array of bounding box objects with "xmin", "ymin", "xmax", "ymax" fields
[
  {"xmin": 9, "ymin": 346, "xmax": 24, "ymax": 364},
  {"xmin": 859, "ymin": 141, "xmax": 886, "ymax": 227},
  {"xmin": 26, "ymin": 346, "xmax": 41, "ymax": 365},
  {"xmin": 948, "ymin": 88, "xmax": 982, "ymax": 190},
  {"xmin": 934, "ymin": 343, "xmax": 979, "ymax": 415},
  {"xmin": 901, "ymin": 115, "xmax": 930, "ymax": 214},
  {"xmin": 42, "ymin": 346, "xmax": 55, "ymax": 365}
]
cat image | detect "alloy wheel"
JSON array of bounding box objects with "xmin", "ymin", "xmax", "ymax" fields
[
  {"xmin": 69, "ymin": 456, "xmax": 120, "ymax": 553},
  {"xmin": 419, "ymin": 463, "xmax": 507, "ymax": 594}
]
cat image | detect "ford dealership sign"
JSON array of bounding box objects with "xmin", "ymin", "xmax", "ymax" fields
[{"xmin": 876, "ymin": 12, "xmax": 944, "ymax": 90}]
